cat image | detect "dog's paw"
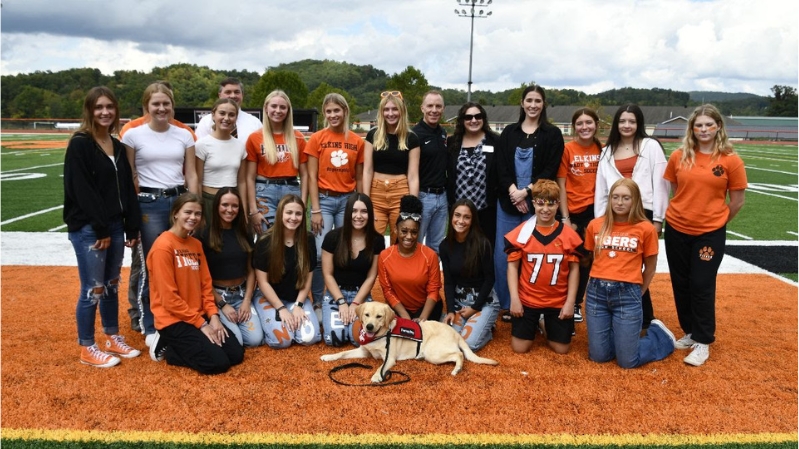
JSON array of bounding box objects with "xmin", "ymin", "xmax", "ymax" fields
[
  {"xmin": 320, "ymin": 354, "xmax": 335, "ymax": 361},
  {"xmin": 371, "ymin": 373, "xmax": 384, "ymax": 383}
]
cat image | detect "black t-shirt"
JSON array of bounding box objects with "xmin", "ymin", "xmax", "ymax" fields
[
  {"xmin": 201, "ymin": 228, "xmax": 252, "ymax": 281},
  {"xmin": 322, "ymin": 229, "xmax": 385, "ymax": 289},
  {"xmin": 366, "ymin": 127, "xmax": 420, "ymax": 175},
  {"xmin": 439, "ymin": 238, "xmax": 494, "ymax": 312},
  {"xmin": 253, "ymin": 233, "xmax": 317, "ymax": 301}
]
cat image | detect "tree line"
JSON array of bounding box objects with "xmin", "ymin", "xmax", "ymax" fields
[{"xmin": 2, "ymin": 59, "xmax": 795, "ymax": 122}]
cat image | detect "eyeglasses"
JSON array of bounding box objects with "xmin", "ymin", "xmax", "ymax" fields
[
  {"xmin": 399, "ymin": 212, "xmax": 421, "ymax": 222},
  {"xmin": 463, "ymin": 113, "xmax": 484, "ymax": 122},
  {"xmin": 381, "ymin": 91, "xmax": 403, "ymax": 100},
  {"xmin": 532, "ymin": 199, "xmax": 559, "ymax": 207}
]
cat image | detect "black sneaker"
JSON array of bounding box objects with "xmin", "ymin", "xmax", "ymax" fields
[
  {"xmin": 148, "ymin": 331, "xmax": 167, "ymax": 362},
  {"xmin": 574, "ymin": 306, "xmax": 583, "ymax": 323}
]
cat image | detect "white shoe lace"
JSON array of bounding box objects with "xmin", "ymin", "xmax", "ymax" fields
[
  {"xmin": 88, "ymin": 344, "xmax": 114, "ymax": 362},
  {"xmin": 110, "ymin": 335, "xmax": 134, "ymax": 352}
]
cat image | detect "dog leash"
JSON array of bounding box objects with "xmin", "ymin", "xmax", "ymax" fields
[{"xmin": 328, "ymin": 363, "xmax": 410, "ymax": 386}]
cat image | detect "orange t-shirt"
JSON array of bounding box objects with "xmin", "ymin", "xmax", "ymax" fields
[
  {"xmin": 245, "ymin": 130, "xmax": 308, "ymax": 178},
  {"xmin": 304, "ymin": 128, "xmax": 365, "ymax": 193},
  {"xmin": 557, "ymin": 140, "xmax": 601, "ymax": 214},
  {"xmin": 120, "ymin": 116, "xmax": 197, "ymax": 141},
  {"xmin": 505, "ymin": 220, "xmax": 582, "ymax": 308},
  {"xmin": 664, "ymin": 149, "xmax": 747, "ymax": 235},
  {"xmin": 378, "ymin": 244, "xmax": 441, "ymax": 313},
  {"xmin": 584, "ymin": 218, "xmax": 658, "ymax": 285},
  {"xmin": 147, "ymin": 231, "xmax": 217, "ymax": 330}
]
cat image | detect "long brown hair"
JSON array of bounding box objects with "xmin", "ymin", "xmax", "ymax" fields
[
  {"xmin": 444, "ymin": 198, "xmax": 488, "ymax": 277},
  {"xmin": 75, "ymin": 86, "xmax": 120, "ymax": 140},
  {"xmin": 335, "ymin": 193, "xmax": 379, "ymax": 268},
  {"xmin": 594, "ymin": 178, "xmax": 648, "ymax": 258},
  {"xmin": 206, "ymin": 187, "xmax": 252, "ymax": 254},
  {"xmin": 261, "ymin": 194, "xmax": 310, "ymax": 289}
]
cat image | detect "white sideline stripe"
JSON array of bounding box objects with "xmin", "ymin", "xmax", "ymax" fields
[
  {"xmin": 726, "ymin": 230, "xmax": 752, "ymax": 240},
  {"xmin": 2, "ymin": 162, "xmax": 64, "ymax": 173},
  {"xmin": 746, "ymin": 189, "xmax": 798, "ymax": 201},
  {"xmin": 0, "ymin": 205, "xmax": 63, "ymax": 225},
  {"xmin": 745, "ymin": 166, "xmax": 796, "ymax": 176},
  {"xmin": 787, "ymin": 231, "xmax": 798, "ymax": 237},
  {"xmin": 48, "ymin": 224, "xmax": 68, "ymax": 232}
]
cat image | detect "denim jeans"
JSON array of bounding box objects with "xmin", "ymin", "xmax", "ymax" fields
[
  {"xmin": 447, "ymin": 287, "xmax": 500, "ymax": 351},
  {"xmin": 585, "ymin": 278, "xmax": 674, "ymax": 368},
  {"xmin": 322, "ymin": 287, "xmax": 372, "ymax": 346},
  {"xmin": 215, "ymin": 285, "xmax": 264, "ymax": 347},
  {"xmin": 253, "ymin": 292, "xmax": 322, "ymax": 348},
  {"xmin": 311, "ymin": 193, "xmax": 348, "ymax": 307},
  {"xmin": 418, "ymin": 191, "xmax": 448, "ymax": 254},
  {"xmin": 69, "ymin": 221, "xmax": 124, "ymax": 346},
  {"xmin": 254, "ymin": 181, "xmax": 301, "ymax": 232},
  {"xmin": 137, "ymin": 191, "xmax": 180, "ymax": 336},
  {"xmin": 494, "ymin": 200, "xmax": 532, "ymax": 310}
]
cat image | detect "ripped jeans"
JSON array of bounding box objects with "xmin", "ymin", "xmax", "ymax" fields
[{"xmin": 68, "ymin": 221, "xmax": 125, "ymax": 346}]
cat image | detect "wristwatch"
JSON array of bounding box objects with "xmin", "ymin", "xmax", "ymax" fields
[
  {"xmin": 336, "ymin": 297, "xmax": 347, "ymax": 306},
  {"xmin": 524, "ymin": 186, "xmax": 532, "ymax": 197},
  {"xmin": 295, "ymin": 301, "xmax": 304, "ymax": 309},
  {"xmin": 217, "ymin": 298, "xmax": 228, "ymax": 308}
]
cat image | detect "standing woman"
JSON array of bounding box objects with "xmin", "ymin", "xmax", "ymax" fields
[
  {"xmin": 321, "ymin": 193, "xmax": 384, "ymax": 346},
  {"xmin": 147, "ymin": 193, "xmax": 244, "ymax": 374},
  {"xmin": 494, "ymin": 85, "xmax": 565, "ymax": 321},
  {"xmin": 557, "ymin": 107, "xmax": 603, "ymax": 321},
  {"xmin": 245, "ymin": 90, "xmax": 308, "ymax": 234},
  {"xmin": 195, "ymin": 98, "xmax": 248, "ymax": 226},
  {"xmin": 252, "ymin": 194, "xmax": 322, "ymax": 348},
  {"xmin": 200, "ymin": 187, "xmax": 263, "ymax": 347},
  {"xmin": 446, "ymin": 102, "xmax": 500, "ymax": 245},
  {"xmin": 305, "ymin": 93, "xmax": 365, "ymax": 308},
  {"xmin": 440, "ymin": 199, "xmax": 499, "ymax": 351},
  {"xmin": 363, "ymin": 91, "xmax": 420, "ymax": 244},
  {"xmin": 64, "ymin": 86, "xmax": 142, "ymax": 367},
  {"xmin": 122, "ymin": 82, "xmax": 198, "ymax": 346},
  {"xmin": 594, "ymin": 104, "xmax": 669, "ymax": 329},
  {"xmin": 583, "ymin": 179, "xmax": 676, "ymax": 369},
  {"xmin": 664, "ymin": 104, "xmax": 747, "ymax": 367},
  {"xmin": 378, "ymin": 195, "xmax": 443, "ymax": 322}
]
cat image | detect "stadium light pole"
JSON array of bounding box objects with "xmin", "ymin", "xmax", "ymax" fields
[{"xmin": 454, "ymin": 0, "xmax": 493, "ymax": 102}]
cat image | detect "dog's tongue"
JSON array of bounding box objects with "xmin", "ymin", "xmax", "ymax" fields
[{"xmin": 365, "ymin": 331, "xmax": 375, "ymax": 338}]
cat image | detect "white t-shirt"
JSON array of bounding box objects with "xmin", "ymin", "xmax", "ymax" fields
[
  {"xmin": 195, "ymin": 135, "xmax": 247, "ymax": 188},
  {"xmin": 122, "ymin": 125, "xmax": 195, "ymax": 189},
  {"xmin": 195, "ymin": 109, "xmax": 262, "ymax": 142}
]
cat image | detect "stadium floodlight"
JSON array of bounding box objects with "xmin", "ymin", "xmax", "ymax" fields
[{"xmin": 454, "ymin": 0, "xmax": 494, "ymax": 102}]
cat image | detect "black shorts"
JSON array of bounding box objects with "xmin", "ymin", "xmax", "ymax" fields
[{"xmin": 511, "ymin": 306, "xmax": 574, "ymax": 344}]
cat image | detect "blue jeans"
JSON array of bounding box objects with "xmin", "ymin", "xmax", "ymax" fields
[
  {"xmin": 137, "ymin": 192, "xmax": 179, "ymax": 336},
  {"xmin": 418, "ymin": 191, "xmax": 448, "ymax": 254},
  {"xmin": 447, "ymin": 287, "xmax": 500, "ymax": 351},
  {"xmin": 311, "ymin": 193, "xmax": 347, "ymax": 306},
  {"xmin": 69, "ymin": 221, "xmax": 124, "ymax": 346},
  {"xmin": 215, "ymin": 286, "xmax": 264, "ymax": 347},
  {"xmin": 322, "ymin": 287, "xmax": 372, "ymax": 346},
  {"xmin": 254, "ymin": 181, "xmax": 301, "ymax": 233},
  {"xmin": 585, "ymin": 279, "xmax": 674, "ymax": 368},
  {"xmin": 494, "ymin": 200, "xmax": 532, "ymax": 310}
]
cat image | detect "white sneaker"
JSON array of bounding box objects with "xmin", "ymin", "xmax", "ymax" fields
[
  {"xmin": 650, "ymin": 319, "xmax": 676, "ymax": 348},
  {"xmin": 145, "ymin": 333, "xmax": 156, "ymax": 348},
  {"xmin": 675, "ymin": 333, "xmax": 696, "ymax": 350},
  {"xmin": 684, "ymin": 343, "xmax": 709, "ymax": 366}
]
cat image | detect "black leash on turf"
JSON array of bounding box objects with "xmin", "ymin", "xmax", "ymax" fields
[{"xmin": 328, "ymin": 362, "xmax": 410, "ymax": 386}]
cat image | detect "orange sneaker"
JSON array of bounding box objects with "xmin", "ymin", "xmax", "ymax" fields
[
  {"xmin": 80, "ymin": 344, "xmax": 121, "ymax": 368},
  {"xmin": 105, "ymin": 335, "xmax": 141, "ymax": 358}
]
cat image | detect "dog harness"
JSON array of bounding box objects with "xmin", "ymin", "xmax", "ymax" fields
[{"xmin": 358, "ymin": 317, "xmax": 423, "ymax": 357}]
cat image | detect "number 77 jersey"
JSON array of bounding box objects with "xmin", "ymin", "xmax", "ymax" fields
[{"xmin": 504, "ymin": 218, "xmax": 583, "ymax": 309}]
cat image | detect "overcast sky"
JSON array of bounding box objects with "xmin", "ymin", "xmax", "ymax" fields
[{"xmin": 1, "ymin": 0, "xmax": 796, "ymax": 97}]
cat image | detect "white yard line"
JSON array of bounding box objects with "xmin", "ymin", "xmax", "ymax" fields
[
  {"xmin": 744, "ymin": 166, "xmax": 796, "ymax": 176},
  {"xmin": 0, "ymin": 205, "xmax": 63, "ymax": 225},
  {"xmin": 1, "ymin": 162, "xmax": 64, "ymax": 173},
  {"xmin": 746, "ymin": 189, "xmax": 798, "ymax": 201},
  {"xmin": 726, "ymin": 230, "xmax": 753, "ymax": 240}
]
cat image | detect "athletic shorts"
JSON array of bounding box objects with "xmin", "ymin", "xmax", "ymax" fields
[{"xmin": 511, "ymin": 306, "xmax": 574, "ymax": 344}]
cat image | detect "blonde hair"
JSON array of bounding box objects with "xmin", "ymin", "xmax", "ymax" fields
[
  {"xmin": 373, "ymin": 92, "xmax": 410, "ymax": 151},
  {"xmin": 261, "ymin": 90, "xmax": 299, "ymax": 168},
  {"xmin": 209, "ymin": 98, "xmax": 239, "ymax": 132},
  {"xmin": 594, "ymin": 178, "xmax": 648, "ymax": 258},
  {"xmin": 679, "ymin": 104, "xmax": 735, "ymax": 169},
  {"xmin": 322, "ymin": 93, "xmax": 350, "ymax": 138},
  {"xmin": 141, "ymin": 82, "xmax": 175, "ymax": 113}
]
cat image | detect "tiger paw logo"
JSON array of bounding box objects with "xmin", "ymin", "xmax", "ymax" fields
[
  {"xmin": 699, "ymin": 246, "xmax": 714, "ymax": 261},
  {"xmin": 330, "ymin": 150, "xmax": 348, "ymax": 167},
  {"xmin": 712, "ymin": 165, "xmax": 724, "ymax": 177}
]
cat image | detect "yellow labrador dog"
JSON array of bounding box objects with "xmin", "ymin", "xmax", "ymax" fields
[{"xmin": 321, "ymin": 302, "xmax": 498, "ymax": 382}]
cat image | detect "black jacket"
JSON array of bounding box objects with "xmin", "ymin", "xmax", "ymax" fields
[
  {"xmin": 63, "ymin": 132, "xmax": 141, "ymax": 240},
  {"xmin": 445, "ymin": 131, "xmax": 500, "ymax": 208}
]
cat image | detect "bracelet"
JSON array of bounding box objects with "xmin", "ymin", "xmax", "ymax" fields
[
  {"xmin": 201, "ymin": 321, "xmax": 209, "ymax": 329},
  {"xmin": 311, "ymin": 209, "xmax": 321, "ymax": 214},
  {"xmin": 351, "ymin": 302, "xmax": 362, "ymax": 306},
  {"xmin": 561, "ymin": 216, "xmax": 570, "ymax": 221},
  {"xmin": 249, "ymin": 210, "xmax": 261, "ymax": 217},
  {"xmin": 275, "ymin": 306, "xmax": 286, "ymax": 313}
]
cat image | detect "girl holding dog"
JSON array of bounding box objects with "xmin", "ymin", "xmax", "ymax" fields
[
  {"xmin": 583, "ymin": 178, "xmax": 676, "ymax": 369},
  {"xmin": 64, "ymin": 86, "xmax": 142, "ymax": 367},
  {"xmin": 321, "ymin": 192, "xmax": 384, "ymax": 346},
  {"xmin": 378, "ymin": 195, "xmax": 443, "ymax": 322},
  {"xmin": 505, "ymin": 180, "xmax": 582, "ymax": 355},
  {"xmin": 252, "ymin": 194, "xmax": 322, "ymax": 348},
  {"xmin": 440, "ymin": 199, "xmax": 499, "ymax": 351}
]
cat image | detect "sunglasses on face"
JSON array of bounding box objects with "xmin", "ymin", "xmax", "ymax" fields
[
  {"xmin": 399, "ymin": 212, "xmax": 421, "ymax": 221},
  {"xmin": 532, "ymin": 199, "xmax": 559, "ymax": 207},
  {"xmin": 463, "ymin": 113, "xmax": 484, "ymax": 122},
  {"xmin": 381, "ymin": 91, "xmax": 403, "ymax": 100}
]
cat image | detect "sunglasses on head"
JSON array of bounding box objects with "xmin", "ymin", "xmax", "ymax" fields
[
  {"xmin": 463, "ymin": 113, "xmax": 484, "ymax": 121},
  {"xmin": 532, "ymin": 198, "xmax": 559, "ymax": 207},
  {"xmin": 381, "ymin": 91, "xmax": 403, "ymax": 100},
  {"xmin": 399, "ymin": 212, "xmax": 421, "ymax": 222}
]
